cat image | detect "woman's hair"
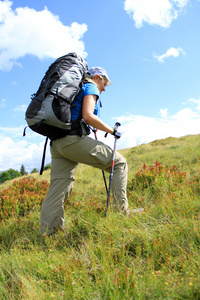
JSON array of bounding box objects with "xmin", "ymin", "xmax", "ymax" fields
[
  {"xmin": 83, "ymin": 73, "xmax": 98, "ymax": 85},
  {"xmin": 85, "ymin": 72, "xmax": 93, "ymax": 79},
  {"xmin": 83, "ymin": 73, "xmax": 105, "ymax": 85}
]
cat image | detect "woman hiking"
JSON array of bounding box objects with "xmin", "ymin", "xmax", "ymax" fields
[{"xmin": 40, "ymin": 67, "xmax": 129, "ymax": 235}]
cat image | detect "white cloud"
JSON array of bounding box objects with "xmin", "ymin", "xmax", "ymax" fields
[
  {"xmin": 13, "ymin": 104, "xmax": 27, "ymax": 112},
  {"xmin": 0, "ymin": 1, "xmax": 87, "ymax": 71},
  {"xmin": 0, "ymin": 98, "xmax": 6, "ymax": 108},
  {"xmin": 0, "ymin": 126, "xmax": 24, "ymax": 137},
  {"xmin": 0, "ymin": 136, "xmax": 50, "ymax": 172},
  {"xmin": 160, "ymin": 108, "xmax": 168, "ymax": 118},
  {"xmin": 189, "ymin": 98, "xmax": 200, "ymax": 111},
  {"xmin": 171, "ymin": 107, "xmax": 198, "ymax": 120},
  {"xmin": 89, "ymin": 102, "xmax": 200, "ymax": 150},
  {"xmin": 113, "ymin": 106, "xmax": 200, "ymax": 149},
  {"xmin": 0, "ymin": 125, "xmax": 50, "ymax": 172},
  {"xmin": 124, "ymin": 0, "xmax": 189, "ymax": 28},
  {"xmin": 154, "ymin": 47, "xmax": 185, "ymax": 62}
]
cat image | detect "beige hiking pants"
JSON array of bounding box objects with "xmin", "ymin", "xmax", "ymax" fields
[{"xmin": 40, "ymin": 134, "xmax": 128, "ymax": 235}]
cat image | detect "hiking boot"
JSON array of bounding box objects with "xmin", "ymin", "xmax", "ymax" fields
[
  {"xmin": 126, "ymin": 207, "xmax": 144, "ymax": 217},
  {"xmin": 132, "ymin": 208, "xmax": 144, "ymax": 213},
  {"xmin": 126, "ymin": 209, "xmax": 131, "ymax": 217}
]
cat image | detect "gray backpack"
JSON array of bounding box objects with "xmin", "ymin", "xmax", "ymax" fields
[
  {"xmin": 24, "ymin": 52, "xmax": 88, "ymax": 174},
  {"xmin": 24, "ymin": 52, "xmax": 88, "ymax": 140}
]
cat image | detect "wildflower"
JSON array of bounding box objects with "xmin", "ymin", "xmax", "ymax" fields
[
  {"xmin": 189, "ymin": 282, "xmax": 193, "ymax": 286},
  {"xmin": 51, "ymin": 294, "xmax": 54, "ymax": 298},
  {"xmin": 165, "ymin": 282, "xmax": 169, "ymax": 285}
]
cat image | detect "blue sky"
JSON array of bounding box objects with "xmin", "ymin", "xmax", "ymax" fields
[{"xmin": 0, "ymin": 0, "xmax": 200, "ymax": 172}]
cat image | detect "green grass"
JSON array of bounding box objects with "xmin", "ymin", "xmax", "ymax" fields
[{"xmin": 0, "ymin": 134, "xmax": 200, "ymax": 299}]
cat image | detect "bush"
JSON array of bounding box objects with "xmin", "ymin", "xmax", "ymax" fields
[
  {"xmin": 0, "ymin": 169, "xmax": 21, "ymax": 184},
  {"xmin": 44, "ymin": 164, "xmax": 51, "ymax": 171},
  {"xmin": 30, "ymin": 168, "xmax": 39, "ymax": 174},
  {"xmin": 0, "ymin": 178, "xmax": 49, "ymax": 221},
  {"xmin": 128, "ymin": 160, "xmax": 199, "ymax": 200}
]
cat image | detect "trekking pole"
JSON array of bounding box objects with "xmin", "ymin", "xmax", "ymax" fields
[
  {"xmin": 92, "ymin": 128, "xmax": 108, "ymax": 194},
  {"xmin": 105, "ymin": 122, "xmax": 121, "ymax": 217}
]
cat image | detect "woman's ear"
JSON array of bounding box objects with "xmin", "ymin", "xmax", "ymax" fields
[{"xmin": 94, "ymin": 74, "xmax": 100, "ymax": 81}]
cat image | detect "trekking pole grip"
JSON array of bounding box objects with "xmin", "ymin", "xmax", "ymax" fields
[
  {"xmin": 114, "ymin": 122, "xmax": 121, "ymax": 130},
  {"xmin": 104, "ymin": 122, "xmax": 121, "ymax": 138}
]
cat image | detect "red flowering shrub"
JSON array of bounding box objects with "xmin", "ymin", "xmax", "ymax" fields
[
  {"xmin": 135, "ymin": 161, "xmax": 186, "ymax": 188},
  {"xmin": 0, "ymin": 178, "xmax": 49, "ymax": 221},
  {"xmin": 128, "ymin": 161, "xmax": 193, "ymax": 198}
]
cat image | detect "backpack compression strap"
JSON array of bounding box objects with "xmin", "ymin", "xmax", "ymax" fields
[{"xmin": 40, "ymin": 137, "xmax": 49, "ymax": 175}]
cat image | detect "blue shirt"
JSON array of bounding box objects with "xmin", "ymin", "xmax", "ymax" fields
[{"xmin": 71, "ymin": 82, "xmax": 99, "ymax": 120}]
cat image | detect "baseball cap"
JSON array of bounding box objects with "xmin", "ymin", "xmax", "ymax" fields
[{"xmin": 87, "ymin": 67, "xmax": 112, "ymax": 86}]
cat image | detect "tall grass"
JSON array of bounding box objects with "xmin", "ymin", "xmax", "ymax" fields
[{"xmin": 0, "ymin": 134, "xmax": 200, "ymax": 299}]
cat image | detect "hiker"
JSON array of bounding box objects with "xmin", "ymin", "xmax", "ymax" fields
[{"xmin": 40, "ymin": 67, "xmax": 129, "ymax": 235}]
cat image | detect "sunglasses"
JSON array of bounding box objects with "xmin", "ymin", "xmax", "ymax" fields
[{"xmin": 99, "ymin": 76, "xmax": 107, "ymax": 87}]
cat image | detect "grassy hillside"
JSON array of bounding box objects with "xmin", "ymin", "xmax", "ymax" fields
[{"xmin": 0, "ymin": 134, "xmax": 200, "ymax": 299}]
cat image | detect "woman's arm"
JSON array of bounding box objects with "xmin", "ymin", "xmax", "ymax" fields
[{"xmin": 82, "ymin": 94, "xmax": 113, "ymax": 134}]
